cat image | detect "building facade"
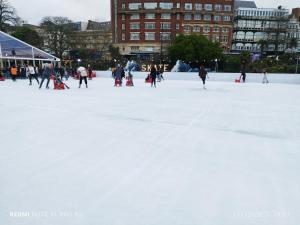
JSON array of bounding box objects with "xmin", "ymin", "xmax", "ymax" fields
[
  {"xmin": 287, "ymin": 8, "xmax": 300, "ymax": 49},
  {"xmin": 69, "ymin": 20, "xmax": 113, "ymax": 60},
  {"xmin": 232, "ymin": 6, "xmax": 290, "ymax": 53},
  {"xmin": 111, "ymin": 0, "xmax": 234, "ymax": 60}
]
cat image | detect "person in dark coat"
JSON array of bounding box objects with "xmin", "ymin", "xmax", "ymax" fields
[
  {"xmin": 87, "ymin": 64, "xmax": 93, "ymax": 80},
  {"xmin": 150, "ymin": 64, "xmax": 157, "ymax": 88},
  {"xmin": 199, "ymin": 64, "xmax": 208, "ymax": 89},
  {"xmin": 114, "ymin": 65, "xmax": 125, "ymax": 86},
  {"xmin": 39, "ymin": 64, "xmax": 54, "ymax": 89},
  {"xmin": 240, "ymin": 70, "xmax": 246, "ymax": 83}
]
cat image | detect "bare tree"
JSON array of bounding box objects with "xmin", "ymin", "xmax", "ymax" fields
[
  {"xmin": 40, "ymin": 16, "xmax": 75, "ymax": 59},
  {"xmin": 0, "ymin": 0, "xmax": 19, "ymax": 31}
]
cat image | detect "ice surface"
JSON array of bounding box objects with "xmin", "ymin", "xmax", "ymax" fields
[{"xmin": 0, "ymin": 77, "xmax": 300, "ymax": 225}]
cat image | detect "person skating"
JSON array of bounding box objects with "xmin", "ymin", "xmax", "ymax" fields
[
  {"xmin": 39, "ymin": 64, "xmax": 54, "ymax": 89},
  {"xmin": 240, "ymin": 70, "xmax": 246, "ymax": 83},
  {"xmin": 150, "ymin": 64, "xmax": 157, "ymax": 88},
  {"xmin": 58, "ymin": 65, "xmax": 65, "ymax": 81},
  {"xmin": 87, "ymin": 64, "xmax": 93, "ymax": 80},
  {"xmin": 262, "ymin": 68, "xmax": 269, "ymax": 84},
  {"xmin": 114, "ymin": 65, "xmax": 125, "ymax": 86},
  {"xmin": 77, "ymin": 65, "xmax": 88, "ymax": 88},
  {"xmin": 27, "ymin": 64, "xmax": 39, "ymax": 85},
  {"xmin": 10, "ymin": 65, "xmax": 17, "ymax": 81},
  {"xmin": 158, "ymin": 66, "xmax": 165, "ymax": 82},
  {"xmin": 126, "ymin": 70, "xmax": 134, "ymax": 86},
  {"xmin": 199, "ymin": 64, "xmax": 208, "ymax": 89}
]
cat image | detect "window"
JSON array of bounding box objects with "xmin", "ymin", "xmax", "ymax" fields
[
  {"xmin": 130, "ymin": 33, "xmax": 140, "ymax": 40},
  {"xmin": 130, "ymin": 23, "xmax": 140, "ymax": 30},
  {"xmin": 224, "ymin": 5, "xmax": 231, "ymax": 12},
  {"xmin": 184, "ymin": 14, "xmax": 192, "ymax": 20},
  {"xmin": 145, "ymin": 23, "xmax": 156, "ymax": 29},
  {"xmin": 160, "ymin": 32, "xmax": 171, "ymax": 40},
  {"xmin": 176, "ymin": 3, "xmax": 180, "ymax": 8},
  {"xmin": 145, "ymin": 13, "xmax": 155, "ymax": 19},
  {"xmin": 176, "ymin": 24, "xmax": 180, "ymax": 30},
  {"xmin": 183, "ymin": 25, "xmax": 191, "ymax": 32},
  {"xmin": 223, "ymin": 16, "xmax": 231, "ymax": 21},
  {"xmin": 194, "ymin": 25, "xmax": 201, "ymax": 32},
  {"xmin": 215, "ymin": 4, "xmax": 222, "ymax": 11},
  {"xmin": 131, "ymin": 14, "xmax": 140, "ymax": 20},
  {"xmin": 145, "ymin": 32, "xmax": 156, "ymax": 40},
  {"xmin": 185, "ymin": 3, "xmax": 192, "ymax": 10},
  {"xmin": 161, "ymin": 13, "xmax": 171, "ymax": 19},
  {"xmin": 204, "ymin": 4, "xmax": 212, "ymax": 11},
  {"xmin": 161, "ymin": 22, "xmax": 171, "ymax": 29},
  {"xmin": 213, "ymin": 27, "xmax": 220, "ymax": 32},
  {"xmin": 204, "ymin": 26, "xmax": 210, "ymax": 33},
  {"xmin": 129, "ymin": 3, "xmax": 142, "ymax": 10},
  {"xmin": 214, "ymin": 15, "xmax": 221, "ymax": 21},
  {"xmin": 204, "ymin": 15, "xmax": 211, "ymax": 21},
  {"xmin": 160, "ymin": 2, "xmax": 173, "ymax": 9},
  {"xmin": 176, "ymin": 14, "xmax": 180, "ymax": 20},
  {"xmin": 194, "ymin": 14, "xmax": 201, "ymax": 20},
  {"xmin": 221, "ymin": 36, "xmax": 228, "ymax": 43},
  {"xmin": 144, "ymin": 2, "xmax": 157, "ymax": 9},
  {"xmin": 122, "ymin": 33, "xmax": 125, "ymax": 41},
  {"xmin": 122, "ymin": 4, "xmax": 125, "ymax": 9},
  {"xmin": 195, "ymin": 4, "xmax": 202, "ymax": 10},
  {"xmin": 122, "ymin": 24, "xmax": 125, "ymax": 30},
  {"xmin": 122, "ymin": 14, "xmax": 125, "ymax": 20}
]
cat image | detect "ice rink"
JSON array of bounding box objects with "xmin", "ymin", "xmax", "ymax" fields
[{"xmin": 0, "ymin": 77, "xmax": 300, "ymax": 225}]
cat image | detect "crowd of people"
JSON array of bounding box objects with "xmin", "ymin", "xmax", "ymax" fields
[{"xmin": 0, "ymin": 62, "xmax": 272, "ymax": 89}]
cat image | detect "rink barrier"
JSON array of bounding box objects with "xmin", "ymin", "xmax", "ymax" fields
[{"xmin": 95, "ymin": 71, "xmax": 300, "ymax": 84}]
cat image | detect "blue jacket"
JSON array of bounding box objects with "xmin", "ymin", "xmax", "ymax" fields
[{"xmin": 115, "ymin": 67, "xmax": 125, "ymax": 80}]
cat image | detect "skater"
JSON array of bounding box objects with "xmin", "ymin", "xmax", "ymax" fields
[
  {"xmin": 10, "ymin": 65, "xmax": 17, "ymax": 81},
  {"xmin": 39, "ymin": 64, "xmax": 54, "ymax": 89},
  {"xmin": 199, "ymin": 64, "xmax": 207, "ymax": 89},
  {"xmin": 262, "ymin": 68, "xmax": 269, "ymax": 84},
  {"xmin": 114, "ymin": 65, "xmax": 125, "ymax": 86},
  {"xmin": 240, "ymin": 70, "xmax": 246, "ymax": 83},
  {"xmin": 77, "ymin": 65, "xmax": 88, "ymax": 88},
  {"xmin": 27, "ymin": 64, "xmax": 39, "ymax": 85},
  {"xmin": 87, "ymin": 64, "xmax": 93, "ymax": 80},
  {"xmin": 150, "ymin": 64, "xmax": 157, "ymax": 88},
  {"xmin": 57, "ymin": 65, "xmax": 65, "ymax": 81},
  {"xmin": 126, "ymin": 70, "xmax": 134, "ymax": 86},
  {"xmin": 158, "ymin": 66, "xmax": 165, "ymax": 82}
]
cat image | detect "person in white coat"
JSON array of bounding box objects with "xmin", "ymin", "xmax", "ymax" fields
[
  {"xmin": 262, "ymin": 68, "xmax": 269, "ymax": 84},
  {"xmin": 77, "ymin": 66, "xmax": 88, "ymax": 88},
  {"xmin": 27, "ymin": 64, "xmax": 39, "ymax": 85}
]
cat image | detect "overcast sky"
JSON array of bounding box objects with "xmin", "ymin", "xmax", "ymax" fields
[{"xmin": 9, "ymin": 0, "xmax": 300, "ymax": 25}]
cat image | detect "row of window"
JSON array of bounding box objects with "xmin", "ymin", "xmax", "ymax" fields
[
  {"xmin": 126, "ymin": 2, "xmax": 232, "ymax": 12},
  {"xmin": 126, "ymin": 13, "xmax": 231, "ymax": 21},
  {"xmin": 232, "ymin": 43, "xmax": 285, "ymax": 51},
  {"xmin": 122, "ymin": 32, "xmax": 229, "ymax": 42},
  {"xmin": 125, "ymin": 22, "xmax": 230, "ymax": 33},
  {"xmin": 237, "ymin": 9, "xmax": 288, "ymax": 18}
]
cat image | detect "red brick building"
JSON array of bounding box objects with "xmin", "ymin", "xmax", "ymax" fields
[{"xmin": 111, "ymin": 0, "xmax": 234, "ymax": 60}]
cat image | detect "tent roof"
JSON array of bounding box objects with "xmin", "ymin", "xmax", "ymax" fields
[{"xmin": 0, "ymin": 31, "xmax": 60, "ymax": 62}]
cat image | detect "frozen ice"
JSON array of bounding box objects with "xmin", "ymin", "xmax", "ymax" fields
[{"xmin": 0, "ymin": 75, "xmax": 299, "ymax": 225}]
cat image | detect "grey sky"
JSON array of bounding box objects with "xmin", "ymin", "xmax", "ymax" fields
[{"xmin": 9, "ymin": 0, "xmax": 300, "ymax": 25}]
